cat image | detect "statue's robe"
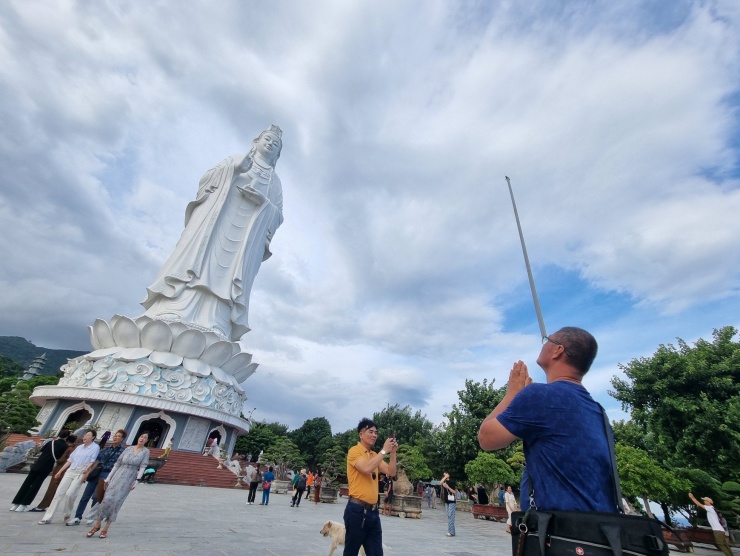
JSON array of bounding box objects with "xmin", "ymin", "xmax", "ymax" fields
[{"xmin": 142, "ymin": 154, "xmax": 283, "ymax": 341}]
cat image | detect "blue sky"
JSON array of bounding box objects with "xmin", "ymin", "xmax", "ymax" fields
[{"xmin": 1, "ymin": 0, "xmax": 739, "ymax": 433}]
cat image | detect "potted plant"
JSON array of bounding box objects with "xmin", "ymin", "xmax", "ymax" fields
[
  {"xmin": 318, "ymin": 445, "xmax": 346, "ymax": 503},
  {"xmin": 465, "ymin": 452, "xmax": 516, "ymax": 521},
  {"xmin": 262, "ymin": 437, "xmax": 303, "ymax": 494}
]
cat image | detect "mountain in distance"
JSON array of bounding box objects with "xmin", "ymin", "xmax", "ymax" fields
[{"xmin": 0, "ymin": 336, "xmax": 85, "ymax": 376}]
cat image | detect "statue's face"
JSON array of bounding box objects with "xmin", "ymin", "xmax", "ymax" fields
[{"xmin": 255, "ymin": 132, "xmax": 282, "ymax": 162}]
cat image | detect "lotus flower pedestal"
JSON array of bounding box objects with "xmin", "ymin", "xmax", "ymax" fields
[{"xmin": 30, "ymin": 315, "xmax": 257, "ymax": 449}]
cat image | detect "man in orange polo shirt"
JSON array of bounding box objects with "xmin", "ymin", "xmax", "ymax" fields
[{"xmin": 344, "ymin": 418, "xmax": 397, "ymax": 555}]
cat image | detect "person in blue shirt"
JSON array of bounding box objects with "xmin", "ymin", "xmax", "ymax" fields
[
  {"xmin": 260, "ymin": 466, "xmax": 275, "ymax": 505},
  {"xmin": 478, "ymin": 327, "xmax": 616, "ymax": 513}
]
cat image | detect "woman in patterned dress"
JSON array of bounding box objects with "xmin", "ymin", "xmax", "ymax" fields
[{"xmin": 87, "ymin": 432, "xmax": 150, "ymax": 539}]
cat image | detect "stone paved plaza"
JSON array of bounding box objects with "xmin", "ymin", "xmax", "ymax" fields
[{"xmin": 0, "ymin": 473, "xmax": 732, "ymax": 555}]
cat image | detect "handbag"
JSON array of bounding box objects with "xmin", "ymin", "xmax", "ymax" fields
[
  {"xmin": 262, "ymin": 480, "xmax": 272, "ymax": 490},
  {"xmin": 87, "ymin": 465, "xmax": 102, "ymax": 482},
  {"xmin": 511, "ymin": 406, "xmax": 669, "ymax": 556}
]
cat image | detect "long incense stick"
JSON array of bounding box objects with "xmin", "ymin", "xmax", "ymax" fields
[{"xmin": 505, "ymin": 176, "xmax": 547, "ymax": 339}]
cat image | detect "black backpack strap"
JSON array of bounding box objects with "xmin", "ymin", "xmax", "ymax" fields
[
  {"xmin": 599, "ymin": 404, "xmax": 624, "ymax": 513},
  {"xmin": 535, "ymin": 512, "xmax": 552, "ymax": 555},
  {"xmin": 599, "ymin": 522, "xmax": 623, "ymax": 556}
]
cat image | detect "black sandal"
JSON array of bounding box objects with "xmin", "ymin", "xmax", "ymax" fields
[{"xmin": 86, "ymin": 526, "xmax": 100, "ymax": 538}]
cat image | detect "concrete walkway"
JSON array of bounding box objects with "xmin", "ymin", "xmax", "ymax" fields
[{"xmin": 0, "ymin": 473, "xmax": 733, "ymax": 555}]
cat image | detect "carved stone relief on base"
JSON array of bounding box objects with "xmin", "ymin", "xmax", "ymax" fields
[
  {"xmin": 35, "ymin": 400, "xmax": 58, "ymax": 428},
  {"xmin": 96, "ymin": 404, "xmax": 134, "ymax": 433},
  {"xmin": 180, "ymin": 416, "xmax": 211, "ymax": 452},
  {"xmin": 59, "ymin": 356, "xmax": 248, "ymax": 417}
]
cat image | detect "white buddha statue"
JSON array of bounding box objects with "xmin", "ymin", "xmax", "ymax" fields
[{"xmin": 142, "ymin": 125, "xmax": 284, "ymax": 341}]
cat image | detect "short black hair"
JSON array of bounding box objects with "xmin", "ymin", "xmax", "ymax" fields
[
  {"xmin": 556, "ymin": 327, "xmax": 598, "ymax": 375},
  {"xmin": 66, "ymin": 435, "xmax": 78, "ymax": 444},
  {"xmin": 86, "ymin": 429, "xmax": 97, "ymax": 439},
  {"xmin": 357, "ymin": 417, "xmax": 377, "ymax": 433}
]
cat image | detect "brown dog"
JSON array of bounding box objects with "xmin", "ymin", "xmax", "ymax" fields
[{"xmin": 319, "ymin": 520, "xmax": 366, "ymax": 556}]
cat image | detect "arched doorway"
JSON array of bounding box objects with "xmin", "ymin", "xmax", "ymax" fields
[
  {"xmin": 134, "ymin": 418, "xmax": 169, "ymax": 448},
  {"xmin": 207, "ymin": 429, "xmax": 222, "ymax": 444},
  {"xmin": 128, "ymin": 410, "xmax": 176, "ymax": 448},
  {"xmin": 206, "ymin": 424, "xmax": 226, "ymax": 453},
  {"xmin": 51, "ymin": 401, "xmax": 95, "ymax": 435},
  {"xmin": 64, "ymin": 409, "xmax": 92, "ymax": 430}
]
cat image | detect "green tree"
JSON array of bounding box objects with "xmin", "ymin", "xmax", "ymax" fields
[
  {"xmin": 26, "ymin": 375, "xmax": 62, "ymax": 389},
  {"xmin": 396, "ymin": 444, "xmax": 433, "ymax": 482},
  {"xmin": 436, "ymin": 379, "xmax": 507, "ymax": 481},
  {"xmin": 372, "ymin": 404, "xmax": 434, "ymax": 447},
  {"xmin": 610, "ymin": 327, "xmax": 740, "ymax": 485},
  {"xmin": 720, "ymin": 481, "xmax": 740, "ymax": 520},
  {"xmin": 0, "ymin": 377, "xmax": 19, "ymax": 394},
  {"xmin": 0, "ymin": 374, "xmax": 62, "ymax": 434},
  {"xmin": 234, "ymin": 421, "xmax": 286, "ymax": 460},
  {"xmin": 288, "ymin": 417, "xmax": 333, "ymax": 470},
  {"xmin": 262, "ymin": 422, "xmax": 290, "ymax": 437},
  {"xmin": 0, "ymin": 354, "xmax": 24, "ymax": 379},
  {"xmin": 611, "ymin": 420, "xmax": 651, "ymax": 452},
  {"xmin": 464, "ymin": 452, "xmax": 516, "ymax": 492},
  {"xmin": 0, "ymin": 382, "xmax": 40, "ymax": 433},
  {"xmin": 373, "ymin": 404, "xmax": 437, "ymax": 472},
  {"xmin": 320, "ymin": 443, "xmax": 348, "ymax": 485},
  {"xmin": 506, "ymin": 443, "xmax": 525, "ymax": 484},
  {"xmin": 666, "ymin": 468, "xmax": 726, "ymax": 526},
  {"xmin": 615, "ymin": 444, "xmax": 690, "ymax": 519},
  {"xmin": 262, "ymin": 436, "xmax": 304, "ymax": 481},
  {"xmin": 332, "ymin": 428, "xmax": 359, "ymax": 455}
]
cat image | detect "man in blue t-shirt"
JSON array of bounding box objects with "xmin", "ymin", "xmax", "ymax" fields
[{"xmin": 478, "ymin": 326, "xmax": 616, "ymax": 513}]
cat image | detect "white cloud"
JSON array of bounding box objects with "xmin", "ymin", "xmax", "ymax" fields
[{"xmin": 1, "ymin": 0, "xmax": 739, "ymax": 431}]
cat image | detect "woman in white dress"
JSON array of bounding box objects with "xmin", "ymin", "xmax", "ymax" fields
[
  {"xmin": 505, "ymin": 485, "xmax": 519, "ymax": 534},
  {"xmin": 207, "ymin": 437, "xmax": 220, "ymax": 457},
  {"xmin": 87, "ymin": 433, "xmax": 150, "ymax": 539}
]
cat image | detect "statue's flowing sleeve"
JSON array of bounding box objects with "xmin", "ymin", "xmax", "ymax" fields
[
  {"xmin": 262, "ymin": 174, "xmax": 283, "ymax": 261},
  {"xmin": 184, "ymin": 157, "xmax": 237, "ymax": 227},
  {"xmin": 142, "ymin": 156, "xmax": 238, "ymax": 303}
]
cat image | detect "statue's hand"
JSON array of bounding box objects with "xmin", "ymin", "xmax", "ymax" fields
[
  {"xmin": 237, "ymin": 185, "xmax": 266, "ymax": 205},
  {"xmin": 235, "ymin": 154, "xmax": 252, "ymax": 175}
]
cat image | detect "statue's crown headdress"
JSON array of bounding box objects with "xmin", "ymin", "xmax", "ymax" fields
[{"xmin": 267, "ymin": 124, "xmax": 283, "ymax": 139}]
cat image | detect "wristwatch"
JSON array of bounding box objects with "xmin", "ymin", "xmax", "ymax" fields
[{"xmin": 380, "ymin": 450, "xmax": 387, "ymax": 455}]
